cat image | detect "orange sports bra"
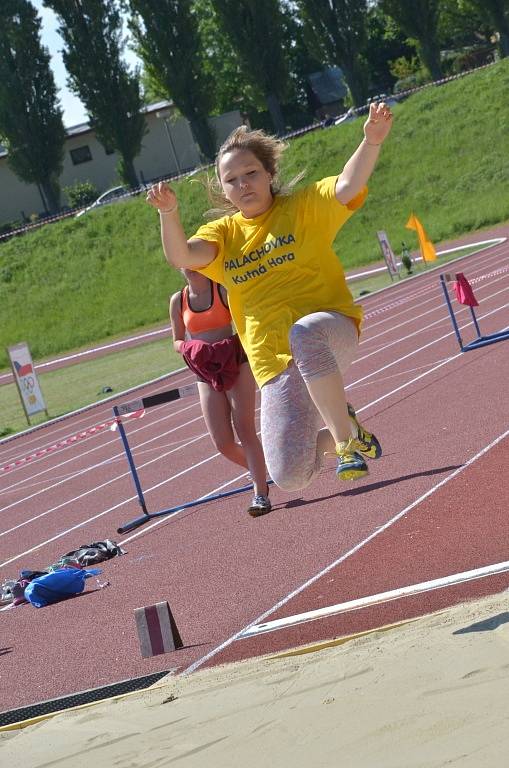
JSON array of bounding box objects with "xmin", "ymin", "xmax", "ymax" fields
[{"xmin": 181, "ymin": 280, "xmax": 232, "ymax": 333}]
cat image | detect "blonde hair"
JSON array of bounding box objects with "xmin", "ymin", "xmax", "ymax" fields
[{"xmin": 204, "ymin": 126, "xmax": 304, "ymax": 218}]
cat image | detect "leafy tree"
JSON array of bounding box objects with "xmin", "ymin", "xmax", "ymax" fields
[
  {"xmin": 438, "ymin": 0, "xmax": 491, "ymax": 48},
  {"xmin": 297, "ymin": 0, "xmax": 369, "ymax": 107},
  {"xmin": 193, "ymin": 0, "xmax": 266, "ymax": 118},
  {"xmin": 0, "ymin": 0, "xmax": 65, "ymax": 212},
  {"xmin": 129, "ymin": 0, "xmax": 216, "ymax": 160},
  {"xmin": 63, "ymin": 179, "xmax": 98, "ymax": 207},
  {"xmin": 381, "ymin": 0, "xmax": 443, "ymax": 80},
  {"xmin": 365, "ymin": 4, "xmax": 415, "ymax": 95},
  {"xmin": 44, "ymin": 0, "xmax": 145, "ymax": 187},
  {"xmin": 466, "ymin": 0, "xmax": 509, "ymax": 57},
  {"xmin": 210, "ymin": 0, "xmax": 290, "ymax": 134}
]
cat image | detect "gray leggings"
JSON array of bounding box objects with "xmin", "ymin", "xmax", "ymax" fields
[{"xmin": 260, "ymin": 311, "xmax": 358, "ymax": 491}]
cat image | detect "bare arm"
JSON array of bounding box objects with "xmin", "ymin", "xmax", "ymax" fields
[
  {"xmin": 169, "ymin": 292, "xmax": 186, "ymax": 354},
  {"xmin": 335, "ymin": 102, "xmax": 393, "ymax": 205},
  {"xmin": 146, "ymin": 182, "xmax": 217, "ymax": 268}
]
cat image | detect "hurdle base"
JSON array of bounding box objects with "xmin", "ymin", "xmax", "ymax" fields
[
  {"xmin": 117, "ymin": 480, "xmax": 273, "ymax": 535},
  {"xmin": 461, "ymin": 331, "xmax": 509, "ymax": 352}
]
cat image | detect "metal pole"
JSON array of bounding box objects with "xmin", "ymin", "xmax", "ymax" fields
[
  {"xmin": 440, "ymin": 275, "xmax": 464, "ymax": 351},
  {"xmin": 113, "ymin": 406, "xmax": 149, "ymax": 516}
]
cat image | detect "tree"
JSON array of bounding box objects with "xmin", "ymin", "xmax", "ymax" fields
[
  {"xmin": 365, "ymin": 4, "xmax": 415, "ymax": 95},
  {"xmin": 467, "ymin": 0, "xmax": 509, "ymax": 57},
  {"xmin": 210, "ymin": 0, "xmax": 290, "ymax": 134},
  {"xmin": 128, "ymin": 0, "xmax": 216, "ymax": 160},
  {"xmin": 44, "ymin": 0, "xmax": 145, "ymax": 187},
  {"xmin": 297, "ymin": 0, "xmax": 369, "ymax": 107},
  {"xmin": 381, "ymin": 0, "xmax": 443, "ymax": 80},
  {"xmin": 193, "ymin": 0, "xmax": 266, "ymax": 118},
  {"xmin": 0, "ymin": 0, "xmax": 65, "ymax": 213}
]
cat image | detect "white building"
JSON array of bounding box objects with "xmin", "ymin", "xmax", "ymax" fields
[{"xmin": 0, "ymin": 101, "xmax": 243, "ymax": 225}]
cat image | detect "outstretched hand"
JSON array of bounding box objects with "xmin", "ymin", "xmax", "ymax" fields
[
  {"xmin": 146, "ymin": 181, "xmax": 178, "ymax": 212},
  {"xmin": 363, "ymin": 102, "xmax": 393, "ymax": 146}
]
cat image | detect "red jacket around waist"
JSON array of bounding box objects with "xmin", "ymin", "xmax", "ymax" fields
[{"xmin": 180, "ymin": 334, "xmax": 246, "ymax": 391}]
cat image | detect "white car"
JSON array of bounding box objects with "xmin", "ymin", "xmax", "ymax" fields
[{"xmin": 75, "ymin": 185, "xmax": 129, "ymax": 217}]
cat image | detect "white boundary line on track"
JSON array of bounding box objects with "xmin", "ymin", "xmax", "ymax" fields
[
  {"xmin": 1, "ymin": 236, "xmax": 506, "ymax": 451},
  {"xmin": 0, "ymin": 326, "xmax": 172, "ymax": 380},
  {"xmin": 2, "ymin": 247, "xmax": 508, "ymax": 563},
  {"xmin": 118, "ymin": 470, "xmax": 250, "ymax": 547},
  {"xmin": 239, "ymin": 560, "xmax": 509, "ymax": 638},
  {"xmin": 0, "ymin": 410, "xmax": 205, "ymax": 516},
  {"xmin": 1, "ymin": 297, "xmax": 507, "ymax": 564},
  {"xmin": 183, "ymin": 427, "xmax": 509, "ymax": 674},
  {"xmin": 345, "ymin": 238, "xmax": 505, "ymax": 281},
  {"xmin": 3, "ymin": 246, "xmax": 506, "ymax": 471}
]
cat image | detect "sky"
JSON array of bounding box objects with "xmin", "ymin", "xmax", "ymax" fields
[{"xmin": 33, "ymin": 1, "xmax": 141, "ymax": 128}]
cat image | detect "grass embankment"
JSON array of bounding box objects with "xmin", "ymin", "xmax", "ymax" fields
[{"xmin": 0, "ymin": 60, "xmax": 508, "ymax": 434}]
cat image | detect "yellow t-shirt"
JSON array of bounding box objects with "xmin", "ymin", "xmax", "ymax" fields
[{"xmin": 193, "ymin": 176, "xmax": 366, "ymax": 387}]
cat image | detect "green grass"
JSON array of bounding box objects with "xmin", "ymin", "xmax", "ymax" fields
[
  {"xmin": 0, "ymin": 339, "xmax": 183, "ymax": 437},
  {"xmin": 1, "ymin": 59, "xmax": 508, "ymax": 373}
]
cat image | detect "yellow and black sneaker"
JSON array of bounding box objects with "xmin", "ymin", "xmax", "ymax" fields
[
  {"xmin": 335, "ymin": 438, "xmax": 369, "ymax": 481},
  {"xmin": 347, "ymin": 402, "xmax": 382, "ymax": 460}
]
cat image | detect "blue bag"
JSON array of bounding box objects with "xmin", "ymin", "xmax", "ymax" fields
[{"xmin": 24, "ymin": 568, "xmax": 102, "ymax": 608}]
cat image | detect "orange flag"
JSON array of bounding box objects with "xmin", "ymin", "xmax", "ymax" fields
[{"xmin": 405, "ymin": 213, "xmax": 437, "ymax": 262}]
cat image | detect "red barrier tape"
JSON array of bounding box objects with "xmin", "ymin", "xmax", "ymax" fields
[{"xmin": 0, "ymin": 410, "xmax": 144, "ymax": 474}]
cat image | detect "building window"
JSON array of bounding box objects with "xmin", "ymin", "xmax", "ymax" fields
[{"xmin": 70, "ymin": 145, "xmax": 92, "ymax": 165}]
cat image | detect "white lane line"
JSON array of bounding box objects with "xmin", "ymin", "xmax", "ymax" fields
[
  {"xmin": 355, "ymin": 279, "xmax": 509, "ymax": 365},
  {"xmin": 240, "ymin": 560, "xmax": 509, "ymax": 638},
  {"xmin": 183, "ymin": 427, "xmax": 509, "ymax": 673},
  {"xmin": 347, "ymin": 298, "xmax": 509, "ymax": 391},
  {"xmin": 359, "ymin": 239, "xmax": 508, "ymax": 316},
  {"xmin": 0, "ymin": 370, "xmax": 196, "ymax": 465},
  {"xmin": 0, "ymin": 411, "xmax": 205, "ymax": 517},
  {"xmin": 118, "ymin": 471, "xmax": 250, "ymax": 547},
  {"xmin": 1, "ymin": 299, "xmax": 505, "ymax": 558},
  {"xmin": 361, "ymin": 246, "xmax": 509, "ymax": 332},
  {"xmin": 349, "ymin": 356, "xmax": 455, "ymax": 388},
  {"xmin": 346, "ymin": 238, "xmax": 506, "ymax": 283},
  {"xmin": 0, "ymin": 367, "xmax": 193, "ymax": 452},
  {"xmin": 359, "ymin": 253, "xmax": 509, "ymax": 345},
  {"xmin": 0, "ymin": 398, "xmax": 201, "ymax": 490},
  {"xmin": 0, "ymin": 327, "xmax": 172, "ymax": 384},
  {"xmin": 0, "ymin": 434, "xmax": 214, "ymax": 569},
  {"xmin": 0, "ymin": 431, "xmax": 205, "ymax": 539}
]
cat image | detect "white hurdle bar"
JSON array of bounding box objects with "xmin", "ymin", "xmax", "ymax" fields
[{"xmin": 238, "ymin": 560, "xmax": 509, "ymax": 640}]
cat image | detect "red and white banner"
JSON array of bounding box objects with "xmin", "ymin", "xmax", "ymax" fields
[{"xmin": 8, "ymin": 342, "xmax": 47, "ymax": 418}]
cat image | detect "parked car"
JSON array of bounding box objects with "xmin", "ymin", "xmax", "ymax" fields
[{"xmin": 75, "ymin": 185, "xmax": 129, "ymax": 217}]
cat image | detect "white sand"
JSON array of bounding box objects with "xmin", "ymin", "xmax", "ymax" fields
[{"xmin": 2, "ymin": 591, "xmax": 509, "ymax": 768}]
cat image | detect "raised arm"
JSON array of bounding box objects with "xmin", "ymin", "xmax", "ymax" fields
[
  {"xmin": 146, "ymin": 182, "xmax": 217, "ymax": 269},
  {"xmin": 335, "ymin": 102, "xmax": 393, "ymax": 205}
]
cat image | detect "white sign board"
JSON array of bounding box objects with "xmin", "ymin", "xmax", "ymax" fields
[
  {"xmin": 8, "ymin": 342, "xmax": 47, "ymax": 419},
  {"xmin": 376, "ymin": 231, "xmax": 399, "ymax": 277}
]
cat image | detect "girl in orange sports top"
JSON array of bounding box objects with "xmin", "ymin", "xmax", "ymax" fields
[{"xmin": 169, "ymin": 269, "xmax": 270, "ymax": 516}]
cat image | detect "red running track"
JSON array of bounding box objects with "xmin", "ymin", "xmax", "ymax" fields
[{"xmin": 1, "ymin": 227, "xmax": 508, "ymax": 713}]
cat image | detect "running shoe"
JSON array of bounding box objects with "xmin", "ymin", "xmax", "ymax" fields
[
  {"xmin": 248, "ymin": 494, "xmax": 272, "ymax": 517},
  {"xmin": 335, "ymin": 437, "xmax": 368, "ymax": 481},
  {"xmin": 347, "ymin": 402, "xmax": 382, "ymax": 459}
]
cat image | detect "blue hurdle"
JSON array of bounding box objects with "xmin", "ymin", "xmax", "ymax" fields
[
  {"xmin": 113, "ymin": 384, "xmax": 270, "ymax": 534},
  {"xmin": 439, "ymin": 272, "xmax": 509, "ymax": 352}
]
